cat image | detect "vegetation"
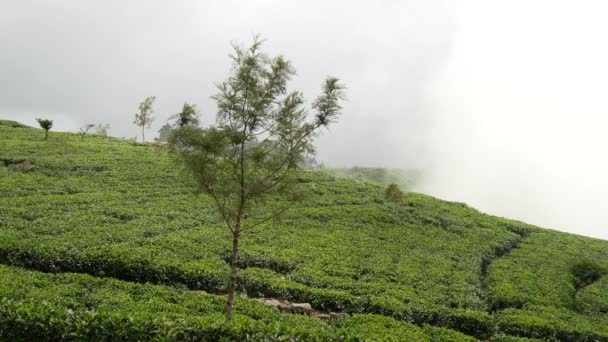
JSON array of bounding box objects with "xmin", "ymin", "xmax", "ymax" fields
[
  {"xmin": 322, "ymin": 167, "xmax": 420, "ymax": 191},
  {"xmin": 156, "ymin": 123, "xmax": 172, "ymax": 142},
  {"xmin": 0, "ymin": 265, "xmax": 476, "ymax": 341},
  {"xmin": 95, "ymin": 123, "xmax": 110, "ymax": 136},
  {"xmin": 167, "ymin": 102, "xmax": 199, "ymax": 146},
  {"xmin": 78, "ymin": 123, "xmax": 95, "ymax": 142},
  {"xmin": 385, "ymin": 183, "xmax": 405, "ymax": 204},
  {"xmin": 168, "ymin": 38, "xmax": 345, "ymax": 320},
  {"xmin": 133, "ymin": 96, "xmax": 155, "ymax": 142},
  {"xmin": 171, "ymin": 102, "xmax": 200, "ymax": 128},
  {"xmin": 1, "ymin": 119, "xmax": 608, "ymax": 340},
  {"xmin": 572, "ymin": 259, "xmax": 607, "ymax": 291},
  {"xmin": 35, "ymin": 118, "xmax": 53, "ymax": 140}
]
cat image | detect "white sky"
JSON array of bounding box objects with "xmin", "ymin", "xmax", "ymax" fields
[
  {"xmin": 419, "ymin": 0, "xmax": 608, "ymax": 240},
  {"xmin": 1, "ymin": 0, "xmax": 607, "ymax": 240}
]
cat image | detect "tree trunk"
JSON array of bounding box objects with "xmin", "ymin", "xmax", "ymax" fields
[
  {"xmin": 225, "ymin": 223, "xmax": 240, "ymax": 321},
  {"xmin": 44, "ymin": 130, "xmax": 48, "ymax": 141},
  {"xmin": 142, "ymin": 126, "xmax": 145, "ymax": 142}
]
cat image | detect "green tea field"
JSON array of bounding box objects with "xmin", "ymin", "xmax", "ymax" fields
[{"xmin": 1, "ymin": 119, "xmax": 608, "ymax": 341}]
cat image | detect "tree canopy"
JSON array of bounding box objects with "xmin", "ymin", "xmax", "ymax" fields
[
  {"xmin": 134, "ymin": 96, "xmax": 155, "ymax": 142},
  {"xmin": 36, "ymin": 118, "xmax": 53, "ymax": 140},
  {"xmin": 169, "ymin": 36, "xmax": 345, "ymax": 320}
]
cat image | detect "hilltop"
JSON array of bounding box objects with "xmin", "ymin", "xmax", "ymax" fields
[{"xmin": 1, "ymin": 119, "xmax": 607, "ymax": 341}]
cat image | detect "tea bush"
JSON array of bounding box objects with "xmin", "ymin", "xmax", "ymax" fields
[
  {"xmin": 0, "ymin": 265, "xmax": 475, "ymax": 341},
  {"xmin": 1, "ymin": 120, "xmax": 608, "ymax": 340}
]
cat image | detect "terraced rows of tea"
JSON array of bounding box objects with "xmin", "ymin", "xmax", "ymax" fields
[{"xmin": 1, "ymin": 119, "xmax": 608, "ymax": 341}]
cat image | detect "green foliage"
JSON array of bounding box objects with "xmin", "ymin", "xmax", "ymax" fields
[
  {"xmin": 156, "ymin": 123, "xmax": 172, "ymax": 142},
  {"xmin": 170, "ymin": 36, "xmax": 346, "ymax": 319},
  {"xmin": 133, "ymin": 96, "xmax": 155, "ymax": 142},
  {"xmin": 385, "ymin": 183, "xmax": 405, "ymax": 204},
  {"xmin": 172, "ymin": 38, "xmax": 346, "ymax": 228},
  {"xmin": 487, "ymin": 231, "xmax": 608, "ymax": 309},
  {"xmin": 171, "ymin": 102, "xmax": 200, "ymax": 128},
  {"xmin": 1, "ymin": 120, "xmax": 608, "ymax": 340},
  {"xmin": 36, "ymin": 118, "xmax": 53, "ymax": 140},
  {"xmin": 572, "ymin": 259, "xmax": 607, "ymax": 290},
  {"xmin": 323, "ymin": 167, "xmax": 420, "ymax": 191},
  {"xmin": 0, "ymin": 120, "xmax": 28, "ymax": 128},
  {"xmin": 0, "ymin": 265, "xmax": 473, "ymax": 341},
  {"xmin": 495, "ymin": 306, "xmax": 608, "ymax": 341},
  {"xmin": 166, "ymin": 102, "xmax": 199, "ymax": 147},
  {"xmin": 576, "ymin": 276, "xmax": 608, "ymax": 315}
]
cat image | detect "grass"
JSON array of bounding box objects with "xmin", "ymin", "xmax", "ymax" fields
[{"xmin": 1, "ymin": 118, "xmax": 607, "ymax": 340}]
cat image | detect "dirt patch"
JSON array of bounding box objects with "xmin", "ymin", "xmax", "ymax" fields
[{"xmin": 254, "ymin": 297, "xmax": 349, "ymax": 320}]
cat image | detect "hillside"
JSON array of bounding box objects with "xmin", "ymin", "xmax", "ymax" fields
[
  {"xmin": 1, "ymin": 119, "xmax": 608, "ymax": 341},
  {"xmin": 321, "ymin": 167, "xmax": 420, "ymax": 191}
]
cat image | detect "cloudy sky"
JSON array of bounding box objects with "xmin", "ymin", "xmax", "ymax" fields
[{"xmin": 2, "ymin": 0, "xmax": 608, "ymax": 240}]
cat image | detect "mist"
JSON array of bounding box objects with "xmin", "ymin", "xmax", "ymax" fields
[
  {"xmin": 1, "ymin": 1, "xmax": 607, "ymax": 240},
  {"xmin": 417, "ymin": 0, "xmax": 608, "ymax": 240}
]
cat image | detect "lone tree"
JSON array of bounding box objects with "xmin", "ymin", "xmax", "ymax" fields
[
  {"xmin": 79, "ymin": 123, "xmax": 95, "ymax": 142},
  {"xmin": 172, "ymin": 102, "xmax": 200, "ymax": 128},
  {"xmin": 169, "ymin": 102, "xmax": 200, "ymax": 147},
  {"xmin": 156, "ymin": 123, "xmax": 173, "ymax": 142},
  {"xmin": 169, "ymin": 37, "xmax": 345, "ymax": 320},
  {"xmin": 134, "ymin": 96, "xmax": 156, "ymax": 142},
  {"xmin": 36, "ymin": 118, "xmax": 53, "ymax": 140},
  {"xmin": 385, "ymin": 183, "xmax": 405, "ymax": 204}
]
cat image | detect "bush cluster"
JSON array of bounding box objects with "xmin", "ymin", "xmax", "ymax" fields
[
  {"xmin": 2, "ymin": 121, "xmax": 608, "ymax": 340},
  {"xmin": 0, "ymin": 265, "xmax": 476, "ymax": 341}
]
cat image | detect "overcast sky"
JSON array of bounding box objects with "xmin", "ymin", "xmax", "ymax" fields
[{"xmin": 2, "ymin": 0, "xmax": 608, "ymax": 240}]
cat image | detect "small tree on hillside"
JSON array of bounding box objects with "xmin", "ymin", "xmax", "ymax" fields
[
  {"xmin": 169, "ymin": 102, "xmax": 200, "ymax": 147},
  {"xmin": 36, "ymin": 118, "xmax": 53, "ymax": 140},
  {"xmin": 156, "ymin": 123, "xmax": 173, "ymax": 142},
  {"xmin": 134, "ymin": 96, "xmax": 156, "ymax": 142},
  {"xmin": 172, "ymin": 102, "xmax": 200, "ymax": 128},
  {"xmin": 385, "ymin": 183, "xmax": 405, "ymax": 204},
  {"xmin": 169, "ymin": 37, "xmax": 345, "ymax": 320},
  {"xmin": 79, "ymin": 123, "xmax": 95, "ymax": 142}
]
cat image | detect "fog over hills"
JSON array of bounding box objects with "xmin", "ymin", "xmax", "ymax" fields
[{"xmin": 2, "ymin": 0, "xmax": 608, "ymax": 239}]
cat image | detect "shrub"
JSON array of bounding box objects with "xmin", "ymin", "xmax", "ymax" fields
[
  {"xmin": 572, "ymin": 259, "xmax": 607, "ymax": 290},
  {"xmin": 385, "ymin": 183, "xmax": 404, "ymax": 204},
  {"xmin": 36, "ymin": 118, "xmax": 53, "ymax": 140}
]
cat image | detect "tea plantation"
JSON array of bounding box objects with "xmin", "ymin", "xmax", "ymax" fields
[
  {"xmin": 321, "ymin": 167, "xmax": 420, "ymax": 191},
  {"xmin": 1, "ymin": 119, "xmax": 607, "ymax": 341}
]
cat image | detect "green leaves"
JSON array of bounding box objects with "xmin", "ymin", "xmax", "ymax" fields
[
  {"xmin": 172, "ymin": 38, "xmax": 347, "ymax": 319},
  {"xmin": 173, "ymin": 102, "xmax": 200, "ymax": 128},
  {"xmin": 36, "ymin": 118, "xmax": 53, "ymax": 130},
  {"xmin": 36, "ymin": 118, "xmax": 53, "ymax": 140},
  {"xmin": 133, "ymin": 96, "xmax": 155, "ymax": 128},
  {"xmin": 312, "ymin": 76, "xmax": 346, "ymax": 127},
  {"xmin": 133, "ymin": 96, "xmax": 156, "ymax": 142},
  {"xmin": 0, "ymin": 265, "xmax": 474, "ymax": 341},
  {"xmin": 193, "ymin": 36, "xmax": 346, "ymax": 217},
  {"xmin": 571, "ymin": 259, "xmax": 607, "ymax": 290},
  {"xmin": 385, "ymin": 183, "xmax": 405, "ymax": 204},
  {"xmin": 3, "ymin": 120, "xmax": 608, "ymax": 340}
]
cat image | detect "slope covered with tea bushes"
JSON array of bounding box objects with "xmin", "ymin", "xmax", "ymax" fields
[
  {"xmin": 2, "ymin": 265, "xmax": 481, "ymax": 341},
  {"xmin": 321, "ymin": 167, "xmax": 420, "ymax": 191},
  {"xmin": 1, "ymin": 119, "xmax": 607, "ymax": 340}
]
